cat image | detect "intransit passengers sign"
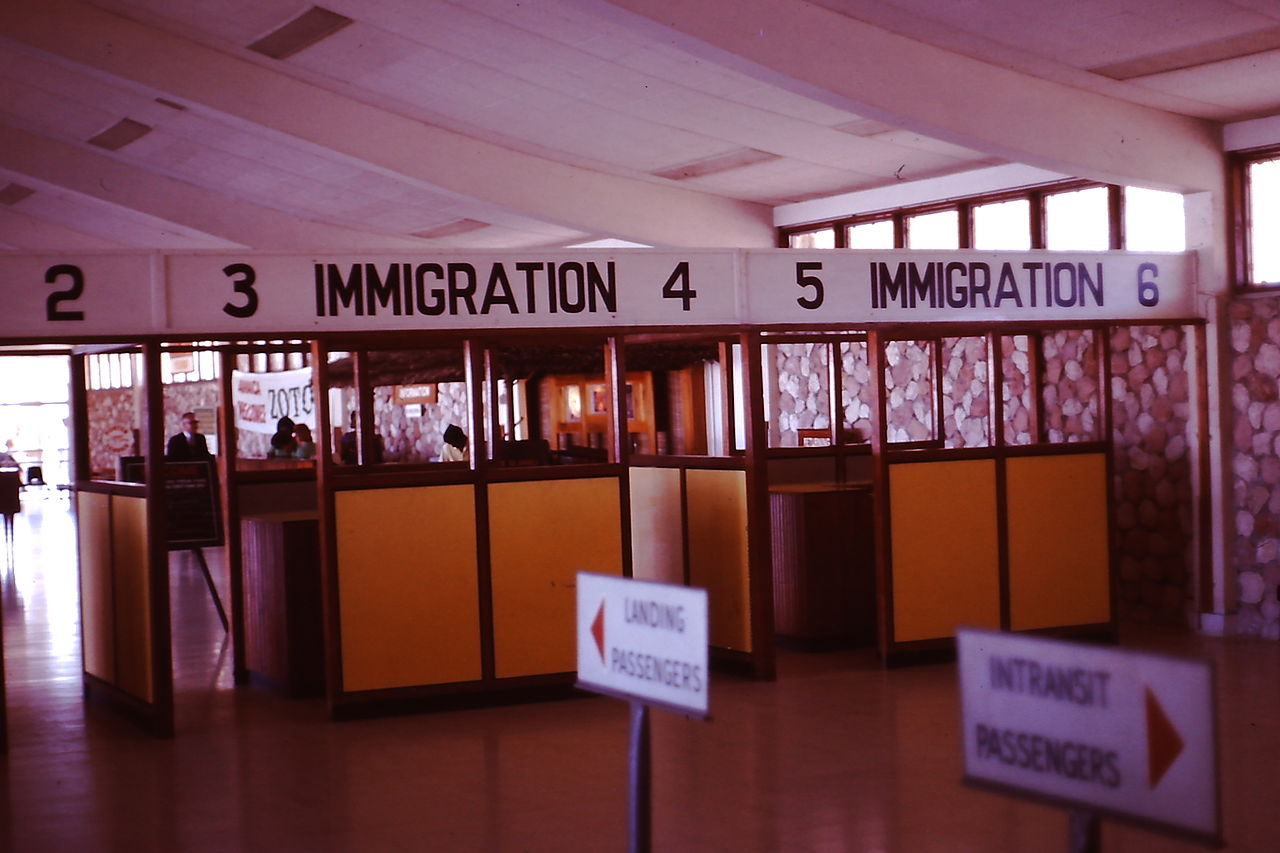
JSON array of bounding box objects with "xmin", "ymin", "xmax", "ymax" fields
[
  {"xmin": 576, "ymin": 572, "xmax": 709, "ymax": 718},
  {"xmin": 957, "ymin": 628, "xmax": 1220, "ymax": 844},
  {"xmin": 0, "ymin": 248, "xmax": 1197, "ymax": 339}
]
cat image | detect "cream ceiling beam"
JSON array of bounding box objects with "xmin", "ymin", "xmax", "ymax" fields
[
  {"xmin": 0, "ymin": 123, "xmax": 437, "ymax": 251},
  {"xmin": 2, "ymin": 0, "xmax": 774, "ymax": 248},
  {"xmin": 599, "ymin": 0, "xmax": 1225, "ymax": 194},
  {"xmin": 0, "ymin": 207, "xmax": 128, "ymax": 251}
]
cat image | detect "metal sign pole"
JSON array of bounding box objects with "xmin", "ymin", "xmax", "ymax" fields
[
  {"xmin": 628, "ymin": 701, "xmax": 651, "ymax": 853},
  {"xmin": 1068, "ymin": 809, "xmax": 1101, "ymax": 853}
]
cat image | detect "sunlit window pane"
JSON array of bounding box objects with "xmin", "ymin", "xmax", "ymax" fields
[
  {"xmin": 1046, "ymin": 187, "xmax": 1109, "ymax": 250},
  {"xmin": 789, "ymin": 228, "xmax": 835, "ymax": 249},
  {"xmin": 906, "ymin": 209, "xmax": 958, "ymax": 249},
  {"xmin": 847, "ymin": 219, "xmax": 894, "ymax": 249},
  {"xmin": 1249, "ymin": 159, "xmax": 1280, "ymax": 284},
  {"xmin": 973, "ymin": 199, "xmax": 1030, "ymax": 250},
  {"xmin": 1125, "ymin": 187, "xmax": 1184, "ymax": 252}
]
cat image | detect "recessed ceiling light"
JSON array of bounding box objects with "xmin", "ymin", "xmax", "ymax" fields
[
  {"xmin": 412, "ymin": 219, "xmax": 489, "ymax": 239},
  {"xmin": 249, "ymin": 7, "xmax": 354, "ymax": 60},
  {"xmin": 835, "ymin": 118, "xmax": 897, "ymax": 137},
  {"xmin": 653, "ymin": 148, "xmax": 779, "ymax": 181},
  {"xmin": 87, "ymin": 118, "xmax": 152, "ymax": 151},
  {"xmin": 0, "ymin": 183, "xmax": 35, "ymax": 206}
]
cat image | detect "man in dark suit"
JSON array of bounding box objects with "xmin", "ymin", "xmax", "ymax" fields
[{"xmin": 166, "ymin": 412, "xmax": 213, "ymax": 460}]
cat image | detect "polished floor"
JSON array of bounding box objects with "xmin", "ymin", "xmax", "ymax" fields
[{"xmin": 1, "ymin": 495, "xmax": 1276, "ymax": 852}]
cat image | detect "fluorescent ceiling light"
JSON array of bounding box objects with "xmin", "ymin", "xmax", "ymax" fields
[
  {"xmin": 0, "ymin": 183, "xmax": 35, "ymax": 206},
  {"xmin": 412, "ymin": 219, "xmax": 489, "ymax": 239},
  {"xmin": 88, "ymin": 119, "xmax": 152, "ymax": 151},
  {"xmin": 653, "ymin": 148, "xmax": 779, "ymax": 181},
  {"xmin": 249, "ymin": 7, "xmax": 354, "ymax": 60}
]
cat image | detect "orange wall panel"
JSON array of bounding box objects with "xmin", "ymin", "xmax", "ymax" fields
[
  {"xmin": 1006, "ymin": 453, "xmax": 1111, "ymax": 630},
  {"xmin": 110, "ymin": 495, "xmax": 152, "ymax": 703},
  {"xmin": 629, "ymin": 467, "xmax": 684, "ymax": 586},
  {"xmin": 889, "ymin": 459, "xmax": 1000, "ymax": 642},
  {"xmin": 335, "ymin": 485, "xmax": 481, "ymax": 691},
  {"xmin": 488, "ymin": 478, "xmax": 622, "ymax": 678},
  {"xmin": 76, "ymin": 491, "xmax": 115, "ymax": 684},
  {"xmin": 686, "ymin": 468, "xmax": 751, "ymax": 652}
]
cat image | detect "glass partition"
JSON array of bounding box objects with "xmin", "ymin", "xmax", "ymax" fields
[
  {"xmin": 883, "ymin": 339, "xmax": 936, "ymax": 444},
  {"xmin": 83, "ymin": 348, "xmax": 142, "ymax": 481}
]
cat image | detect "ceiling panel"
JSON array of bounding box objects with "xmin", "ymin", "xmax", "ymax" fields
[{"xmin": 0, "ymin": 0, "xmax": 1272, "ymax": 252}]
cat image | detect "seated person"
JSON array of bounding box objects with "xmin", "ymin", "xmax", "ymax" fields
[
  {"xmin": 268, "ymin": 416, "xmax": 298, "ymax": 458},
  {"xmin": 166, "ymin": 413, "xmax": 213, "ymax": 460},
  {"xmin": 441, "ymin": 424, "xmax": 467, "ymax": 462},
  {"xmin": 293, "ymin": 423, "xmax": 316, "ymax": 460}
]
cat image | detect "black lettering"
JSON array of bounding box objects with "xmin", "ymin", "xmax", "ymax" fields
[
  {"xmin": 588, "ymin": 262, "xmax": 617, "ymax": 312},
  {"xmin": 945, "ymin": 262, "xmax": 968, "ymax": 308},
  {"xmin": 365, "ymin": 263, "xmax": 401, "ymax": 315},
  {"xmin": 969, "ymin": 263, "xmax": 992, "ymax": 308},
  {"xmin": 559, "ymin": 262, "xmax": 586, "ymax": 313},
  {"xmin": 481, "ymin": 264, "xmax": 518, "ymax": 314},
  {"xmin": 447, "ymin": 263, "xmax": 478, "ymax": 314},
  {"xmin": 517, "ymin": 262, "xmax": 543, "ymax": 312},
  {"xmin": 1053, "ymin": 262, "xmax": 1076, "ymax": 307},
  {"xmin": 1080, "ymin": 263, "xmax": 1103, "ymax": 306},
  {"xmin": 415, "ymin": 264, "xmax": 445, "ymax": 315},
  {"xmin": 327, "ymin": 264, "xmax": 364, "ymax": 315},
  {"xmin": 994, "ymin": 263, "xmax": 1023, "ymax": 307}
]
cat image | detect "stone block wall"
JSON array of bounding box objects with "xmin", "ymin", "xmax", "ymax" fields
[
  {"xmin": 1227, "ymin": 296, "xmax": 1280, "ymax": 639},
  {"xmin": 771, "ymin": 343, "xmax": 832, "ymax": 446},
  {"xmin": 942, "ymin": 336, "xmax": 989, "ymax": 448},
  {"xmin": 1110, "ymin": 326, "xmax": 1194, "ymax": 626},
  {"xmin": 374, "ymin": 382, "xmax": 469, "ymax": 463}
]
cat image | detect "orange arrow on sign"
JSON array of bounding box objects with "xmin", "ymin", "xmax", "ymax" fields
[
  {"xmin": 1146, "ymin": 686, "xmax": 1184, "ymax": 789},
  {"xmin": 591, "ymin": 600, "xmax": 606, "ymax": 664}
]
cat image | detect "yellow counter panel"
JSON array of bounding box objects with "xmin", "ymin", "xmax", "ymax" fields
[
  {"xmin": 488, "ymin": 478, "xmax": 622, "ymax": 678},
  {"xmin": 110, "ymin": 495, "xmax": 152, "ymax": 703},
  {"xmin": 686, "ymin": 468, "xmax": 751, "ymax": 652},
  {"xmin": 77, "ymin": 491, "xmax": 114, "ymax": 684},
  {"xmin": 335, "ymin": 485, "xmax": 481, "ymax": 691},
  {"xmin": 889, "ymin": 459, "xmax": 1000, "ymax": 642},
  {"xmin": 629, "ymin": 467, "xmax": 684, "ymax": 586},
  {"xmin": 1006, "ymin": 453, "xmax": 1110, "ymax": 630}
]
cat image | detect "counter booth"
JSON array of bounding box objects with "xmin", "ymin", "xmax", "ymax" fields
[{"xmin": 0, "ymin": 248, "xmax": 1207, "ymax": 740}]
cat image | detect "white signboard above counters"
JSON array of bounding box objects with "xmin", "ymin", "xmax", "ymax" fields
[{"xmin": 0, "ymin": 248, "xmax": 1198, "ymax": 340}]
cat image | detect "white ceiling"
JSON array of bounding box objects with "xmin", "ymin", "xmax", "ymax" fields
[{"xmin": 0, "ymin": 0, "xmax": 1277, "ymax": 252}]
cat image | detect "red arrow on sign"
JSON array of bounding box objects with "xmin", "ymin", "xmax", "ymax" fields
[
  {"xmin": 591, "ymin": 600, "xmax": 606, "ymax": 664},
  {"xmin": 1145, "ymin": 686, "xmax": 1184, "ymax": 789}
]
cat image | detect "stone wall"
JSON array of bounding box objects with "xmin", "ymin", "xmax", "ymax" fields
[
  {"xmin": 942, "ymin": 336, "xmax": 989, "ymax": 448},
  {"xmin": 86, "ymin": 387, "xmax": 137, "ymax": 477},
  {"xmin": 1228, "ymin": 296, "xmax": 1280, "ymax": 640},
  {"xmin": 1110, "ymin": 326, "xmax": 1194, "ymax": 626},
  {"xmin": 771, "ymin": 343, "xmax": 831, "ymax": 446},
  {"xmin": 374, "ymin": 382, "xmax": 469, "ymax": 463}
]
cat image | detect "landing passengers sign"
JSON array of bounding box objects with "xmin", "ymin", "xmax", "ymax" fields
[
  {"xmin": 576, "ymin": 572, "xmax": 709, "ymax": 718},
  {"xmin": 0, "ymin": 249, "xmax": 1197, "ymax": 339}
]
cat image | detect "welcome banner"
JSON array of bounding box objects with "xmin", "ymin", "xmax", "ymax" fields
[{"xmin": 232, "ymin": 367, "xmax": 316, "ymax": 434}]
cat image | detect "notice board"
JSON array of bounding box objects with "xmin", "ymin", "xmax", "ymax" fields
[{"xmin": 164, "ymin": 460, "xmax": 222, "ymax": 549}]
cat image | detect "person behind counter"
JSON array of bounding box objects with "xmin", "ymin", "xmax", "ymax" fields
[
  {"xmin": 293, "ymin": 423, "xmax": 315, "ymax": 460},
  {"xmin": 166, "ymin": 412, "xmax": 213, "ymax": 460},
  {"xmin": 440, "ymin": 424, "xmax": 467, "ymax": 462},
  {"xmin": 0, "ymin": 439, "xmax": 18, "ymax": 470},
  {"xmin": 338, "ymin": 411, "xmax": 383, "ymax": 464},
  {"xmin": 268, "ymin": 416, "xmax": 297, "ymax": 458}
]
